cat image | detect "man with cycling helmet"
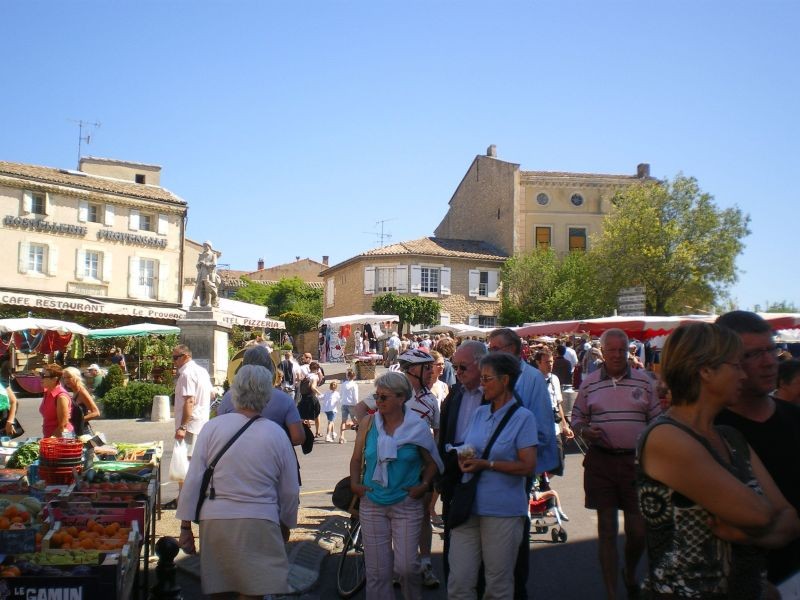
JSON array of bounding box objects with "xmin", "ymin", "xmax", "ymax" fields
[{"xmin": 397, "ymin": 348, "xmax": 441, "ymax": 588}]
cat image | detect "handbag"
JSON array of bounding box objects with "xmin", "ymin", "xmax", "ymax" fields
[
  {"xmin": 194, "ymin": 415, "xmax": 262, "ymax": 522},
  {"xmin": 447, "ymin": 402, "xmax": 520, "ymax": 529},
  {"xmin": 0, "ymin": 415, "xmax": 24, "ymax": 439},
  {"xmin": 331, "ymin": 415, "xmax": 373, "ymax": 516}
]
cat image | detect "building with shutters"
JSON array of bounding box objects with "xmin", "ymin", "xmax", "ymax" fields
[
  {"xmin": 319, "ymin": 237, "xmax": 508, "ymax": 328},
  {"xmin": 0, "ymin": 157, "xmax": 187, "ymax": 322}
]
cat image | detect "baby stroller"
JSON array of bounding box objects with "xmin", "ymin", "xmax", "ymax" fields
[{"xmin": 529, "ymin": 474, "xmax": 568, "ymax": 543}]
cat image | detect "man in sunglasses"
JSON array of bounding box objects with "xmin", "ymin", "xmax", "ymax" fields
[
  {"xmin": 163, "ymin": 345, "xmax": 213, "ymax": 514},
  {"xmin": 716, "ymin": 310, "xmax": 800, "ymax": 584}
]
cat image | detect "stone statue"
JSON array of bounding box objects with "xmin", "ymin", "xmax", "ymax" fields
[{"xmin": 192, "ymin": 241, "xmax": 221, "ymax": 308}]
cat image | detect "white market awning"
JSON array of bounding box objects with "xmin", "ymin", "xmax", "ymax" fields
[{"xmin": 319, "ymin": 314, "xmax": 399, "ymax": 327}]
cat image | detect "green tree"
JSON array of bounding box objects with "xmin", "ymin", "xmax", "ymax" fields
[
  {"xmin": 280, "ymin": 311, "xmax": 320, "ymax": 336},
  {"xmin": 499, "ymin": 248, "xmax": 613, "ymax": 324},
  {"xmin": 371, "ymin": 293, "xmax": 441, "ymax": 334},
  {"xmin": 763, "ymin": 300, "xmax": 799, "ymax": 313},
  {"xmin": 235, "ymin": 276, "xmax": 322, "ymax": 320},
  {"xmin": 591, "ymin": 174, "xmax": 750, "ymax": 315}
]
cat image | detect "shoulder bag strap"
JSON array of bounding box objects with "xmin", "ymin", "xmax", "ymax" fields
[
  {"xmin": 480, "ymin": 402, "xmax": 521, "ymax": 460},
  {"xmin": 195, "ymin": 415, "xmax": 262, "ymax": 521}
]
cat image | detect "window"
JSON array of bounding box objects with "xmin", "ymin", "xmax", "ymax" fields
[
  {"xmin": 87, "ymin": 203, "xmax": 101, "ymax": 223},
  {"xmin": 569, "ymin": 227, "xmax": 587, "ymax": 252},
  {"xmin": 570, "ymin": 193, "xmax": 584, "ymax": 207},
  {"xmin": 139, "ymin": 259, "xmax": 157, "ymax": 299},
  {"xmin": 376, "ymin": 267, "xmax": 397, "ymax": 292},
  {"xmin": 479, "ymin": 271, "xmax": 489, "ymax": 296},
  {"xmin": 139, "ymin": 214, "xmax": 153, "ymax": 232},
  {"xmin": 84, "ymin": 251, "xmax": 100, "ymax": 279},
  {"xmin": 29, "ymin": 244, "xmax": 46, "ymax": 273},
  {"xmin": 31, "ymin": 192, "xmax": 46, "ymax": 215},
  {"xmin": 478, "ymin": 316, "xmax": 498, "ymax": 328},
  {"xmin": 420, "ymin": 267, "xmax": 440, "ymax": 293},
  {"xmin": 135, "ymin": 174, "xmax": 146, "ymax": 184},
  {"xmin": 535, "ymin": 226, "xmax": 552, "ymax": 249},
  {"xmin": 536, "ymin": 192, "xmax": 549, "ymax": 206},
  {"xmin": 469, "ymin": 269, "xmax": 499, "ymax": 299}
]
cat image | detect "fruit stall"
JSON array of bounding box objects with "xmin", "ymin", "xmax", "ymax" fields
[{"xmin": 0, "ymin": 436, "xmax": 162, "ymax": 599}]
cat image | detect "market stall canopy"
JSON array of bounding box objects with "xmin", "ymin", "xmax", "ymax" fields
[
  {"xmin": 86, "ymin": 323, "xmax": 181, "ymax": 339},
  {"xmin": 181, "ymin": 291, "xmax": 285, "ymax": 329},
  {"xmin": 758, "ymin": 313, "xmax": 800, "ymax": 330},
  {"xmin": 515, "ymin": 315, "xmax": 713, "ymax": 340},
  {"xmin": 0, "ymin": 317, "xmax": 90, "ymax": 335},
  {"xmin": 319, "ymin": 314, "xmax": 399, "ymax": 327}
]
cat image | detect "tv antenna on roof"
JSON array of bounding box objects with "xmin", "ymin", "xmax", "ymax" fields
[
  {"xmin": 69, "ymin": 119, "xmax": 101, "ymax": 165},
  {"xmin": 362, "ymin": 218, "xmax": 395, "ymax": 247}
]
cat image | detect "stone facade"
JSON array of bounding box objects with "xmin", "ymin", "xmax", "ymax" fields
[{"xmin": 246, "ymin": 257, "xmax": 328, "ymax": 284}]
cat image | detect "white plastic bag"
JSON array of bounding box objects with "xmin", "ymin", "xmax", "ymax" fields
[{"xmin": 169, "ymin": 440, "xmax": 189, "ymax": 482}]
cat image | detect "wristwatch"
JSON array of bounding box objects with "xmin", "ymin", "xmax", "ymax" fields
[
  {"xmin": 178, "ymin": 425, "xmax": 187, "ymax": 431},
  {"xmin": 489, "ymin": 461, "xmax": 495, "ymax": 471}
]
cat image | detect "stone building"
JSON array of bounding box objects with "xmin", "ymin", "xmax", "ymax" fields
[
  {"xmin": 0, "ymin": 157, "xmax": 186, "ymax": 321},
  {"xmin": 320, "ymin": 237, "xmax": 507, "ymax": 328}
]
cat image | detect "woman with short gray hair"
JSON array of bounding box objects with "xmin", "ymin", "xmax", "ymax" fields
[{"xmin": 177, "ymin": 364, "xmax": 299, "ymax": 598}]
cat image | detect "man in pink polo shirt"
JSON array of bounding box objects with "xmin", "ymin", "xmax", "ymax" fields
[{"xmin": 572, "ymin": 328, "xmax": 661, "ymax": 599}]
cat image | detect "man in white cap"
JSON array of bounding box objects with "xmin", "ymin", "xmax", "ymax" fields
[{"xmin": 86, "ymin": 364, "xmax": 104, "ymax": 394}]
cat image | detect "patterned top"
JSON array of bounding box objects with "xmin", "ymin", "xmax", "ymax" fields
[{"xmin": 636, "ymin": 416, "xmax": 767, "ymax": 599}]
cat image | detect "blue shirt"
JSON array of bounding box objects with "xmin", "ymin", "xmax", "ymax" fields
[
  {"xmin": 514, "ymin": 359, "xmax": 559, "ymax": 474},
  {"xmin": 463, "ymin": 401, "xmax": 538, "ymax": 517},
  {"xmin": 362, "ymin": 424, "xmax": 423, "ymax": 506},
  {"xmin": 217, "ymin": 387, "xmax": 301, "ymax": 433}
]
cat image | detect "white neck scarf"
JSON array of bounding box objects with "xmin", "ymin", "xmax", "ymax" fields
[{"xmin": 371, "ymin": 408, "xmax": 444, "ymax": 487}]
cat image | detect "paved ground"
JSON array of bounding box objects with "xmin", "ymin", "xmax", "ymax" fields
[{"xmin": 14, "ymin": 361, "xmax": 639, "ymax": 598}]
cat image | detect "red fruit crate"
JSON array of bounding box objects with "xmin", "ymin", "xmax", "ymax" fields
[{"xmin": 39, "ymin": 438, "xmax": 83, "ymax": 460}]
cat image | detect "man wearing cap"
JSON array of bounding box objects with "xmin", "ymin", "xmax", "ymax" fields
[
  {"xmin": 572, "ymin": 328, "xmax": 661, "ymax": 599},
  {"xmin": 86, "ymin": 364, "xmax": 104, "ymax": 395}
]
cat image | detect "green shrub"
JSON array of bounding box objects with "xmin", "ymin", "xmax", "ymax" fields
[
  {"xmin": 101, "ymin": 381, "xmax": 172, "ymax": 419},
  {"xmin": 280, "ymin": 311, "xmax": 318, "ymax": 336},
  {"xmin": 95, "ymin": 365, "xmax": 126, "ymax": 399}
]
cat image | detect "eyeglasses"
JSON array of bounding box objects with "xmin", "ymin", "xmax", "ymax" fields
[
  {"xmin": 172, "ymin": 354, "xmax": 185, "ymax": 361},
  {"xmin": 40, "ymin": 373, "xmax": 56, "ymax": 379},
  {"xmin": 479, "ymin": 375, "xmax": 497, "ymax": 383},
  {"xmin": 375, "ymin": 393, "xmax": 399, "ymax": 402},
  {"xmin": 488, "ymin": 341, "xmax": 514, "ymax": 353},
  {"xmin": 454, "ymin": 363, "xmax": 473, "ymax": 371},
  {"xmin": 741, "ymin": 346, "xmax": 781, "ymax": 362}
]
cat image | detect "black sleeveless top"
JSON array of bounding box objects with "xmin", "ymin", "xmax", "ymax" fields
[{"xmin": 636, "ymin": 415, "xmax": 767, "ymax": 599}]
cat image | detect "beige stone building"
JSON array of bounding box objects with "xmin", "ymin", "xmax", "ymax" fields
[
  {"xmin": 0, "ymin": 157, "xmax": 186, "ymax": 321},
  {"xmin": 320, "ymin": 237, "xmax": 508, "ymax": 328},
  {"xmin": 247, "ymin": 257, "xmax": 329, "ymax": 284},
  {"xmin": 435, "ymin": 145, "xmax": 652, "ymax": 256}
]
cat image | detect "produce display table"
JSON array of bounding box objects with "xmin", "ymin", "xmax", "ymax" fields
[{"xmin": 0, "ymin": 437, "xmax": 162, "ymax": 599}]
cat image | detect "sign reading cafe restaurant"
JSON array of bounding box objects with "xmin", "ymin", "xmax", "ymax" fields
[{"xmin": 0, "ymin": 290, "xmax": 185, "ymax": 321}]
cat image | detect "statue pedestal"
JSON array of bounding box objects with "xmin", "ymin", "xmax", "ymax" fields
[{"xmin": 177, "ymin": 307, "xmax": 232, "ymax": 385}]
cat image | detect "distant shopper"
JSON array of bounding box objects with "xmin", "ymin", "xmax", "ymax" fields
[
  {"xmin": 339, "ymin": 369, "xmax": 359, "ymax": 443},
  {"xmin": 85, "ymin": 364, "xmax": 104, "ymax": 394},
  {"xmin": 774, "ymin": 359, "xmax": 800, "ymax": 405},
  {"xmin": 110, "ymin": 347, "xmax": 126, "ymax": 373},
  {"xmin": 62, "ymin": 367, "xmax": 101, "ymax": 436},
  {"xmin": 39, "ymin": 364, "xmax": 74, "ymax": 438},
  {"xmin": 321, "ymin": 381, "xmax": 341, "ymax": 443}
]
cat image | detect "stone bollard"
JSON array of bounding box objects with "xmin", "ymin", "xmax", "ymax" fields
[
  {"xmin": 151, "ymin": 395, "xmax": 171, "ymax": 422},
  {"xmin": 149, "ymin": 536, "xmax": 183, "ymax": 600}
]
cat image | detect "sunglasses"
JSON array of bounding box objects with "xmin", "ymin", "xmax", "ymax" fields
[
  {"xmin": 40, "ymin": 373, "xmax": 57, "ymax": 379},
  {"xmin": 172, "ymin": 354, "xmax": 186, "ymax": 361},
  {"xmin": 375, "ymin": 393, "xmax": 399, "ymax": 402},
  {"xmin": 453, "ymin": 363, "xmax": 473, "ymax": 371}
]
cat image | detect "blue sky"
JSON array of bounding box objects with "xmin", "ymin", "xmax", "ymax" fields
[{"xmin": 3, "ymin": 0, "xmax": 797, "ymax": 311}]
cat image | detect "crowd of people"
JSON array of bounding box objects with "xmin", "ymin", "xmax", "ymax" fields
[{"xmin": 153, "ymin": 310, "xmax": 800, "ymax": 599}]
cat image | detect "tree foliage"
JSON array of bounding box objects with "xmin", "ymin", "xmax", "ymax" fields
[
  {"xmin": 235, "ymin": 276, "xmax": 323, "ymax": 319},
  {"xmin": 591, "ymin": 174, "xmax": 750, "ymax": 315},
  {"xmin": 499, "ymin": 248, "xmax": 614, "ymax": 325},
  {"xmin": 280, "ymin": 311, "xmax": 320, "ymax": 336},
  {"xmin": 371, "ymin": 293, "xmax": 441, "ymax": 334},
  {"xmin": 763, "ymin": 300, "xmax": 799, "ymax": 313}
]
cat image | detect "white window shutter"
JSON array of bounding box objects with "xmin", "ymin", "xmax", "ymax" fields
[
  {"xmin": 129, "ymin": 209, "xmax": 140, "ymax": 231},
  {"xmin": 128, "ymin": 256, "xmax": 141, "ymax": 298},
  {"xmin": 410, "ymin": 265, "xmax": 422, "ymax": 294},
  {"xmin": 75, "ymin": 249, "xmax": 86, "ymax": 280},
  {"xmin": 158, "ymin": 260, "xmax": 170, "ymax": 301},
  {"xmin": 18, "ymin": 242, "xmax": 29, "ymax": 273},
  {"xmin": 22, "ymin": 191, "xmax": 32, "ymax": 214},
  {"xmin": 440, "ymin": 267, "xmax": 451, "ymax": 296},
  {"xmin": 488, "ymin": 270, "xmax": 499, "ymax": 298},
  {"xmin": 47, "ymin": 245, "xmax": 59, "ymax": 276},
  {"xmin": 468, "ymin": 270, "xmax": 480, "ymax": 297},
  {"xmin": 157, "ymin": 214, "xmax": 168, "ymax": 235},
  {"xmin": 364, "ymin": 266, "xmax": 375, "ymax": 295},
  {"xmin": 43, "ymin": 193, "xmax": 51, "ymax": 215},
  {"xmin": 468, "ymin": 314, "xmax": 479, "ymax": 327},
  {"xmin": 105, "ymin": 204, "xmax": 115, "ymax": 226},
  {"xmin": 78, "ymin": 201, "xmax": 88, "ymax": 222},
  {"xmin": 102, "ymin": 251, "xmax": 112, "ymax": 282},
  {"xmin": 439, "ymin": 312, "xmax": 450, "ymax": 326},
  {"xmin": 395, "ymin": 265, "xmax": 408, "ymax": 293}
]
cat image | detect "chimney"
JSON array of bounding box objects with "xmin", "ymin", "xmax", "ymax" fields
[
  {"xmin": 322, "ymin": 255, "xmax": 329, "ymax": 266},
  {"xmin": 637, "ymin": 163, "xmax": 650, "ymax": 178},
  {"xmin": 295, "ymin": 256, "xmax": 300, "ymax": 261},
  {"xmin": 487, "ymin": 144, "xmax": 497, "ymax": 158},
  {"xmin": 257, "ymin": 258, "xmax": 264, "ymax": 270}
]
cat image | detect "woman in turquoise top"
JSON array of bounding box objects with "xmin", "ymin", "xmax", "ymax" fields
[{"xmin": 350, "ymin": 371, "xmax": 441, "ymax": 600}]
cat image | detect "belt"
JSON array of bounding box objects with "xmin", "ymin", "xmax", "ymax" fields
[{"xmin": 591, "ymin": 445, "xmax": 635, "ymax": 456}]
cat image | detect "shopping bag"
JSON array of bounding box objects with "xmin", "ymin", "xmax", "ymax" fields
[{"xmin": 169, "ymin": 440, "xmax": 189, "ymax": 482}]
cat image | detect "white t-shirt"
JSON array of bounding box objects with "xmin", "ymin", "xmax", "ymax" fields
[
  {"xmin": 430, "ymin": 379, "xmax": 448, "ymax": 407},
  {"xmin": 341, "ymin": 380, "xmax": 359, "ymax": 406},
  {"xmin": 321, "ymin": 390, "xmax": 341, "ymax": 413},
  {"xmin": 564, "ymin": 347, "xmax": 578, "ymax": 370},
  {"xmin": 174, "ymin": 359, "xmax": 213, "ymax": 434}
]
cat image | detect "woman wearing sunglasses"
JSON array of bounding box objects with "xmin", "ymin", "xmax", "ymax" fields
[
  {"xmin": 350, "ymin": 371, "xmax": 443, "ymax": 600},
  {"xmin": 447, "ymin": 352, "xmax": 538, "ymax": 600},
  {"xmin": 38, "ymin": 364, "xmax": 74, "ymax": 438}
]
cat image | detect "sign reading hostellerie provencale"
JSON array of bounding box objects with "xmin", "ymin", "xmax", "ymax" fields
[
  {"xmin": 97, "ymin": 229, "xmax": 167, "ymax": 248},
  {"xmin": 3, "ymin": 215, "xmax": 87, "ymax": 236}
]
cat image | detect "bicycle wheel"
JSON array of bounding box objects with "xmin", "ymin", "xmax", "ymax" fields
[{"xmin": 337, "ymin": 519, "xmax": 366, "ymax": 598}]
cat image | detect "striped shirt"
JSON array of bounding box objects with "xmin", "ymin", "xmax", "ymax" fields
[{"xmin": 571, "ymin": 366, "xmax": 661, "ymax": 450}]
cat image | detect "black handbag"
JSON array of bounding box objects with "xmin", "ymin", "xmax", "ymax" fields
[
  {"xmin": 194, "ymin": 415, "xmax": 261, "ymax": 523},
  {"xmin": 0, "ymin": 415, "xmax": 24, "ymax": 439},
  {"xmin": 447, "ymin": 402, "xmax": 520, "ymax": 529}
]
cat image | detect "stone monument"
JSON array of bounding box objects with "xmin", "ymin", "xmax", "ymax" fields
[{"xmin": 178, "ymin": 241, "xmax": 231, "ymax": 384}]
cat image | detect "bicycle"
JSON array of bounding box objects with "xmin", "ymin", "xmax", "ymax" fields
[{"xmin": 337, "ymin": 515, "xmax": 366, "ymax": 598}]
